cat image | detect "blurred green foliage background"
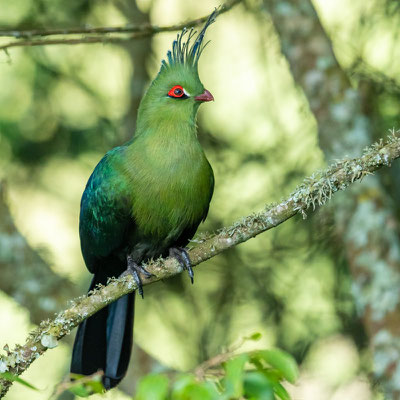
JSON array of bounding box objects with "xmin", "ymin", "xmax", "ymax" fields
[{"xmin": 0, "ymin": 0, "xmax": 399, "ymax": 399}]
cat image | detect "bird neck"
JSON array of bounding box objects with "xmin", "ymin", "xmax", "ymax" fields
[
  {"xmin": 135, "ymin": 113, "xmax": 197, "ymax": 143},
  {"xmin": 126, "ymin": 122, "xmax": 203, "ymax": 168},
  {"xmin": 125, "ymin": 104, "xmax": 204, "ymax": 170}
]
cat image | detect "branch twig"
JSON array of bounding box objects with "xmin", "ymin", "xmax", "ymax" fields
[
  {"xmin": 0, "ymin": 131, "xmax": 399, "ymax": 397},
  {"xmin": 0, "ymin": 0, "xmax": 241, "ymax": 52}
]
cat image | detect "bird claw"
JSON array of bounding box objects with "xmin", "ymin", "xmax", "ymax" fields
[
  {"xmin": 169, "ymin": 247, "xmax": 194, "ymax": 284},
  {"xmin": 121, "ymin": 255, "xmax": 153, "ymax": 299}
]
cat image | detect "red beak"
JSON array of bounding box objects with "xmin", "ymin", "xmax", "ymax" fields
[{"xmin": 194, "ymin": 89, "xmax": 214, "ymax": 102}]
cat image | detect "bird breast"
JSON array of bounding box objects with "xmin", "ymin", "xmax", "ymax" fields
[{"xmin": 127, "ymin": 140, "xmax": 212, "ymax": 239}]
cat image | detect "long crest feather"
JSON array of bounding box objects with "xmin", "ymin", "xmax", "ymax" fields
[{"xmin": 162, "ymin": 9, "xmax": 218, "ymax": 70}]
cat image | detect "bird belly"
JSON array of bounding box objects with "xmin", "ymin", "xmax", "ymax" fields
[{"xmin": 129, "ymin": 157, "xmax": 212, "ymax": 256}]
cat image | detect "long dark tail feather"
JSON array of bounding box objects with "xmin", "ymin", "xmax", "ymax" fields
[
  {"xmin": 104, "ymin": 291, "xmax": 135, "ymax": 389},
  {"xmin": 71, "ymin": 274, "xmax": 135, "ymax": 390}
]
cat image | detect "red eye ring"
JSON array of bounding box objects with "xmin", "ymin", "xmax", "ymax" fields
[{"xmin": 168, "ymin": 85, "xmax": 185, "ymax": 98}]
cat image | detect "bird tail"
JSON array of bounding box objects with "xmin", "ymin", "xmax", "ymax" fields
[{"xmin": 70, "ymin": 273, "xmax": 135, "ymax": 390}]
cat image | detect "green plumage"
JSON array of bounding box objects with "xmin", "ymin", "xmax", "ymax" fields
[
  {"xmin": 71, "ymin": 11, "xmax": 216, "ymax": 389},
  {"xmin": 79, "ymin": 42, "xmax": 214, "ymax": 271}
]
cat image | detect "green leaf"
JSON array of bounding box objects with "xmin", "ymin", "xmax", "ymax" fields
[
  {"xmin": 67, "ymin": 373, "xmax": 105, "ymax": 397},
  {"xmin": 269, "ymin": 380, "xmax": 291, "ymax": 400},
  {"xmin": 178, "ymin": 383, "xmax": 218, "ymax": 400},
  {"xmin": 200, "ymin": 381, "xmax": 221, "ymax": 399},
  {"xmin": 257, "ymin": 349, "xmax": 299, "ymax": 384},
  {"xmin": 248, "ymin": 366, "xmax": 291, "ymax": 400},
  {"xmin": 0, "ymin": 372, "xmax": 38, "ymax": 391},
  {"xmin": 171, "ymin": 374, "xmax": 220, "ymax": 400},
  {"xmin": 135, "ymin": 374, "xmax": 169, "ymax": 400},
  {"xmin": 85, "ymin": 380, "xmax": 104, "ymax": 394},
  {"xmin": 222, "ymin": 353, "xmax": 248, "ymax": 397},
  {"xmin": 243, "ymin": 371, "xmax": 274, "ymax": 400},
  {"xmin": 249, "ymin": 354, "xmax": 265, "ymax": 372},
  {"xmin": 246, "ymin": 332, "xmax": 262, "ymax": 341},
  {"xmin": 171, "ymin": 374, "xmax": 196, "ymax": 397},
  {"xmin": 69, "ymin": 384, "xmax": 91, "ymax": 397}
]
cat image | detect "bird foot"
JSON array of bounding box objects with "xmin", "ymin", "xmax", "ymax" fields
[
  {"xmin": 169, "ymin": 247, "xmax": 194, "ymax": 284},
  {"xmin": 120, "ymin": 255, "xmax": 153, "ymax": 299}
]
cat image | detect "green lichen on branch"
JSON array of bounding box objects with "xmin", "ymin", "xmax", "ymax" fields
[
  {"xmin": 290, "ymin": 129, "xmax": 399, "ymax": 215},
  {"xmin": 0, "ymin": 131, "xmax": 399, "ymax": 397}
]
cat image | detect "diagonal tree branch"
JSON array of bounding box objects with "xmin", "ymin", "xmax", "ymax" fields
[
  {"xmin": 0, "ymin": 0, "xmax": 241, "ymax": 52},
  {"xmin": 0, "ymin": 132, "xmax": 399, "ymax": 397}
]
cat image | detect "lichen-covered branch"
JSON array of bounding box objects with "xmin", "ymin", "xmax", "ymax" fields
[
  {"xmin": 0, "ymin": 0, "xmax": 241, "ymax": 52},
  {"xmin": 0, "ymin": 132, "xmax": 399, "ymax": 397}
]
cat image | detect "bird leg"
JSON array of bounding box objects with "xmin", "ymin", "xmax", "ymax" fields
[
  {"xmin": 120, "ymin": 255, "xmax": 153, "ymax": 299},
  {"xmin": 169, "ymin": 247, "xmax": 194, "ymax": 284}
]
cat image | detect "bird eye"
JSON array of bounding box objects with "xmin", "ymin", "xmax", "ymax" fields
[{"xmin": 167, "ymin": 85, "xmax": 188, "ymax": 99}]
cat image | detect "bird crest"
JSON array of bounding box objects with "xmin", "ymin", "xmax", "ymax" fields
[{"xmin": 161, "ymin": 9, "xmax": 218, "ymax": 71}]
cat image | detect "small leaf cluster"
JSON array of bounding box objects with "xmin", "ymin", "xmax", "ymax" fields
[
  {"xmin": 41, "ymin": 337, "xmax": 298, "ymax": 399},
  {"xmin": 66, "ymin": 373, "xmax": 105, "ymax": 397},
  {"xmin": 134, "ymin": 347, "xmax": 298, "ymax": 400}
]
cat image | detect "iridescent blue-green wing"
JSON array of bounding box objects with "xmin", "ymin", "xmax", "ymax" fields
[{"xmin": 79, "ymin": 147, "xmax": 133, "ymax": 274}]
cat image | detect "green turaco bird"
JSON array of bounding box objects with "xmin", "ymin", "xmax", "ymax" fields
[{"xmin": 71, "ymin": 11, "xmax": 216, "ymax": 390}]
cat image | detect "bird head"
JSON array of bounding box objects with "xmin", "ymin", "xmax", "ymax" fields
[{"xmin": 136, "ymin": 10, "xmax": 217, "ymax": 133}]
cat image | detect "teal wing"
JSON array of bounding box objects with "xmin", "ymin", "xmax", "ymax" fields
[{"xmin": 79, "ymin": 147, "xmax": 133, "ymax": 274}]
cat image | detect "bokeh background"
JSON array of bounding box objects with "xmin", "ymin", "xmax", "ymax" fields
[{"xmin": 0, "ymin": 0, "xmax": 400, "ymax": 398}]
